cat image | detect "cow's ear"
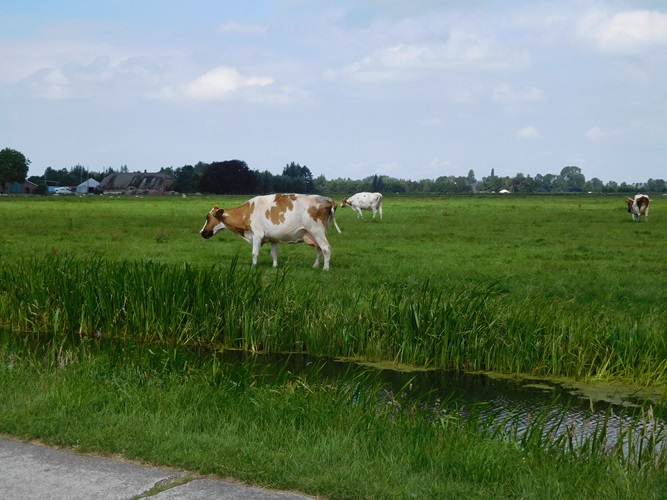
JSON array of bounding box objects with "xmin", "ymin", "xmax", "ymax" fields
[{"xmin": 215, "ymin": 208, "xmax": 225, "ymax": 219}]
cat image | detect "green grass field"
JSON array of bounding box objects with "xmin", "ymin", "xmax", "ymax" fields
[
  {"xmin": 2, "ymin": 193, "xmax": 663, "ymax": 307},
  {"xmin": 2, "ymin": 194, "xmax": 665, "ymax": 381},
  {"xmin": 1, "ymin": 193, "xmax": 666, "ymax": 498}
]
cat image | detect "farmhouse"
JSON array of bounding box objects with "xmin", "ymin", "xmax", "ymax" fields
[
  {"xmin": 99, "ymin": 172, "xmax": 174, "ymax": 194},
  {"xmin": 1, "ymin": 180, "xmax": 38, "ymax": 195}
]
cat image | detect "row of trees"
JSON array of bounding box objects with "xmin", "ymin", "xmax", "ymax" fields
[
  {"xmin": 163, "ymin": 162, "xmax": 664, "ymax": 195},
  {"xmin": 2, "ymin": 146, "xmax": 664, "ymax": 195}
]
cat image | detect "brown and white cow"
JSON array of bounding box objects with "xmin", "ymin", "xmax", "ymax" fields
[
  {"xmin": 341, "ymin": 192, "xmax": 383, "ymax": 219},
  {"xmin": 200, "ymin": 194, "xmax": 342, "ymax": 270},
  {"xmin": 627, "ymin": 194, "xmax": 650, "ymax": 222}
]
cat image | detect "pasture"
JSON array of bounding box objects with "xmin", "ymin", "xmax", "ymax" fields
[
  {"xmin": 1, "ymin": 193, "xmax": 667, "ymax": 497},
  {"xmin": 1, "ymin": 193, "xmax": 666, "ymax": 382}
]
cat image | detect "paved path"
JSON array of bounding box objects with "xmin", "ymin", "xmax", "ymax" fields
[{"xmin": 0, "ymin": 437, "xmax": 315, "ymax": 499}]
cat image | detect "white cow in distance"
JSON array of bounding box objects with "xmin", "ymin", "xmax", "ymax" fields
[
  {"xmin": 341, "ymin": 192, "xmax": 383, "ymax": 219},
  {"xmin": 200, "ymin": 194, "xmax": 342, "ymax": 270}
]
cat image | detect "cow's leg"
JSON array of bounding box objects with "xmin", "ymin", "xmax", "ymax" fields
[
  {"xmin": 270, "ymin": 243, "xmax": 279, "ymax": 267},
  {"xmin": 355, "ymin": 207, "xmax": 363, "ymax": 218},
  {"xmin": 320, "ymin": 243, "xmax": 331, "ymax": 270},
  {"xmin": 371, "ymin": 207, "xmax": 377, "ymax": 219},
  {"xmin": 251, "ymin": 237, "xmax": 263, "ymax": 267},
  {"xmin": 313, "ymin": 248, "xmax": 322, "ymax": 268},
  {"xmin": 302, "ymin": 230, "xmax": 331, "ymax": 270},
  {"xmin": 313, "ymin": 239, "xmax": 331, "ymax": 270}
]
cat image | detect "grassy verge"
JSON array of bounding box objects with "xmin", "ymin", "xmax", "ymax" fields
[{"xmin": 1, "ymin": 337, "xmax": 666, "ymax": 499}]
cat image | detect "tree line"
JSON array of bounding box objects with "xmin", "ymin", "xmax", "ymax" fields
[{"xmin": 1, "ymin": 147, "xmax": 664, "ymax": 195}]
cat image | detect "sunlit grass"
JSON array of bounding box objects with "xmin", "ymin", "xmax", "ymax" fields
[
  {"xmin": 1, "ymin": 252, "xmax": 666, "ymax": 385},
  {"xmin": 1, "ymin": 194, "xmax": 667, "ymax": 495},
  {"xmin": 1, "ymin": 194, "xmax": 666, "ymax": 383},
  {"xmin": 1, "ymin": 337, "xmax": 666, "ymax": 498}
]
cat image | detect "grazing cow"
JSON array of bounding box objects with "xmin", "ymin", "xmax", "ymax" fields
[
  {"xmin": 200, "ymin": 194, "xmax": 342, "ymax": 270},
  {"xmin": 627, "ymin": 194, "xmax": 650, "ymax": 222},
  {"xmin": 341, "ymin": 192, "xmax": 383, "ymax": 219}
]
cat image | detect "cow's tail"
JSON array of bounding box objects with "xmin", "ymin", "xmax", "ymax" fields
[{"xmin": 329, "ymin": 199, "xmax": 342, "ymax": 234}]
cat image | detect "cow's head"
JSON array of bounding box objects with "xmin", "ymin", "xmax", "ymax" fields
[
  {"xmin": 627, "ymin": 198, "xmax": 635, "ymax": 213},
  {"xmin": 200, "ymin": 206, "xmax": 226, "ymax": 239},
  {"xmin": 341, "ymin": 197, "xmax": 349, "ymax": 207}
]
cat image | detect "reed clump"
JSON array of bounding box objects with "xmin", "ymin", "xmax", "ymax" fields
[{"xmin": 2, "ymin": 255, "xmax": 666, "ymax": 385}]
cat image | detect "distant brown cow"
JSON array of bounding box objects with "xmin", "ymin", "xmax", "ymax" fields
[
  {"xmin": 200, "ymin": 193, "xmax": 342, "ymax": 270},
  {"xmin": 627, "ymin": 194, "xmax": 649, "ymax": 222}
]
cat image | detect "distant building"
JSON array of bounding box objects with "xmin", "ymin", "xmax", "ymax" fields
[
  {"xmin": 2, "ymin": 180, "xmax": 38, "ymax": 194},
  {"xmin": 98, "ymin": 172, "xmax": 174, "ymax": 194},
  {"xmin": 76, "ymin": 178, "xmax": 101, "ymax": 194}
]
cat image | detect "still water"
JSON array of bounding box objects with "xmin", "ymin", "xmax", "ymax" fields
[{"xmin": 219, "ymin": 350, "xmax": 667, "ymax": 457}]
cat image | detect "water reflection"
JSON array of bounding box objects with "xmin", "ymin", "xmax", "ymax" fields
[{"xmin": 220, "ymin": 350, "xmax": 667, "ymax": 458}]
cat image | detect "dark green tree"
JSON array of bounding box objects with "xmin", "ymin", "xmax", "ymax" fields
[
  {"xmin": 282, "ymin": 162, "xmax": 314, "ymax": 192},
  {"xmin": 511, "ymin": 173, "xmax": 536, "ymax": 193},
  {"xmin": 171, "ymin": 165, "xmax": 200, "ymax": 193},
  {"xmin": 0, "ymin": 148, "xmax": 30, "ymax": 193},
  {"xmin": 646, "ymin": 178, "xmax": 666, "ymax": 193},
  {"xmin": 313, "ymin": 174, "xmax": 328, "ymax": 193},
  {"xmin": 585, "ymin": 177, "xmax": 605, "ymax": 193},
  {"xmin": 37, "ymin": 166, "xmax": 82, "ymax": 187},
  {"xmin": 199, "ymin": 159, "xmax": 256, "ymax": 194},
  {"xmin": 534, "ymin": 173, "xmax": 557, "ymax": 193},
  {"xmin": 559, "ymin": 166, "xmax": 586, "ymax": 192},
  {"xmin": 273, "ymin": 174, "xmax": 303, "ymax": 193},
  {"xmin": 478, "ymin": 173, "xmax": 508, "ymax": 192},
  {"xmin": 371, "ymin": 174, "xmax": 385, "ymax": 192},
  {"xmin": 604, "ymin": 180, "xmax": 619, "ymax": 193},
  {"xmin": 467, "ymin": 169, "xmax": 476, "ymax": 186},
  {"xmin": 617, "ymin": 181, "xmax": 636, "ymax": 193},
  {"xmin": 254, "ymin": 170, "xmax": 276, "ymax": 194}
]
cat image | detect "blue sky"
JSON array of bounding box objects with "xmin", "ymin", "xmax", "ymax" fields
[{"xmin": 2, "ymin": 1, "xmax": 666, "ymax": 184}]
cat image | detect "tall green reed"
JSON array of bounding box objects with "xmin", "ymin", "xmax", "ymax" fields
[{"xmin": 2, "ymin": 254, "xmax": 667, "ymax": 384}]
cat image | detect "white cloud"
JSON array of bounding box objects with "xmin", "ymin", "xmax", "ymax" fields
[
  {"xmin": 327, "ymin": 30, "xmax": 530, "ymax": 83},
  {"xmin": 156, "ymin": 66, "xmax": 274, "ymax": 101},
  {"xmin": 22, "ymin": 68, "xmax": 72, "ymax": 100},
  {"xmin": 187, "ymin": 67, "xmax": 273, "ymax": 99},
  {"xmin": 517, "ymin": 125, "xmax": 541, "ymax": 139},
  {"xmin": 577, "ymin": 9, "xmax": 667, "ymax": 54},
  {"xmin": 18, "ymin": 56, "xmax": 120, "ymax": 100},
  {"xmin": 10, "ymin": 45, "xmax": 184, "ymax": 101}
]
